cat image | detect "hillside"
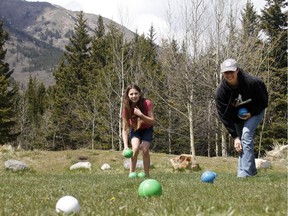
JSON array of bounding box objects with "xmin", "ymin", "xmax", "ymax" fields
[{"xmin": 0, "ymin": 0, "xmax": 134, "ymax": 86}]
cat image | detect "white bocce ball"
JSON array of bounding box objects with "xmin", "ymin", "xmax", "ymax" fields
[{"xmin": 55, "ymin": 195, "xmax": 80, "ymax": 214}]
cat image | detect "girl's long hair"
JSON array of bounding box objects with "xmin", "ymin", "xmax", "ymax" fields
[{"xmin": 122, "ymin": 84, "xmax": 146, "ymax": 131}]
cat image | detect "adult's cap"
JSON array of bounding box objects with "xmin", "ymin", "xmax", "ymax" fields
[{"xmin": 220, "ymin": 59, "xmax": 238, "ymax": 73}]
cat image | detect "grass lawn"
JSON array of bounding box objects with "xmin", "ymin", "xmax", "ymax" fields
[{"xmin": 0, "ymin": 149, "xmax": 287, "ymax": 215}]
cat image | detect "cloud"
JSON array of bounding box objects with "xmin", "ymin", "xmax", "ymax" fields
[
  {"xmin": 26, "ymin": 0, "xmax": 266, "ymax": 41},
  {"xmin": 64, "ymin": 0, "xmax": 83, "ymax": 11},
  {"xmin": 132, "ymin": 13, "xmax": 169, "ymax": 35}
]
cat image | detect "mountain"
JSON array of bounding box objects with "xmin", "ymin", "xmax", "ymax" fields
[{"xmin": 0, "ymin": 0, "xmax": 134, "ymax": 86}]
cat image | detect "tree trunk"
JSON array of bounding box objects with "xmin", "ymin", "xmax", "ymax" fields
[
  {"xmin": 188, "ymin": 95, "xmax": 195, "ymax": 156},
  {"xmin": 221, "ymin": 124, "xmax": 227, "ymax": 157},
  {"xmin": 168, "ymin": 107, "xmax": 172, "ymax": 154}
]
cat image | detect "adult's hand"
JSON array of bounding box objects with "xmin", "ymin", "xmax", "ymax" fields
[
  {"xmin": 238, "ymin": 113, "xmax": 251, "ymax": 120},
  {"xmin": 234, "ymin": 137, "xmax": 242, "ymax": 153}
]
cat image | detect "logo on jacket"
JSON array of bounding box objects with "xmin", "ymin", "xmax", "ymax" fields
[{"xmin": 232, "ymin": 94, "xmax": 252, "ymax": 107}]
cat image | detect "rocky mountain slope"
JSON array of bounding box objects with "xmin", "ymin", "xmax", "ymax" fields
[{"xmin": 0, "ymin": 0, "xmax": 134, "ymax": 86}]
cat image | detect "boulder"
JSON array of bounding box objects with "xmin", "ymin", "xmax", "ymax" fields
[
  {"xmin": 101, "ymin": 163, "xmax": 111, "ymax": 171},
  {"xmin": 70, "ymin": 161, "xmax": 91, "ymax": 171},
  {"xmin": 170, "ymin": 154, "xmax": 200, "ymax": 171},
  {"xmin": 266, "ymin": 144, "xmax": 288, "ymax": 160},
  {"xmin": 255, "ymin": 158, "xmax": 271, "ymax": 170},
  {"xmin": 5, "ymin": 159, "xmax": 29, "ymax": 171}
]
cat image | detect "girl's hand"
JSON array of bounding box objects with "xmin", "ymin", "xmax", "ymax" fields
[{"xmin": 134, "ymin": 107, "xmax": 143, "ymax": 117}]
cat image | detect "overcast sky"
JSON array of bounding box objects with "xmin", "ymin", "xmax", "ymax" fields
[{"xmin": 27, "ymin": 0, "xmax": 267, "ymax": 39}]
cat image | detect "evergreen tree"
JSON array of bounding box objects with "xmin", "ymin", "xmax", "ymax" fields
[
  {"xmin": 37, "ymin": 82, "xmax": 46, "ymax": 115},
  {"xmin": 95, "ymin": 15, "xmax": 105, "ymax": 38},
  {"xmin": 130, "ymin": 25, "xmax": 161, "ymax": 93},
  {"xmin": 241, "ymin": 1, "xmax": 260, "ymax": 39},
  {"xmin": 0, "ymin": 20, "xmax": 18, "ymax": 145},
  {"xmin": 260, "ymin": 0, "xmax": 287, "ymax": 68},
  {"xmin": 91, "ymin": 15, "xmax": 109, "ymax": 69},
  {"xmin": 64, "ymin": 11, "xmax": 91, "ymax": 89},
  {"xmin": 239, "ymin": 1, "xmax": 264, "ymax": 70},
  {"xmin": 20, "ymin": 76, "xmax": 47, "ymax": 149},
  {"xmin": 25, "ymin": 76, "xmax": 46, "ymax": 125},
  {"xmin": 87, "ymin": 16, "xmax": 112, "ymax": 149},
  {"xmin": 26, "ymin": 76, "xmax": 38, "ymax": 125},
  {"xmin": 50, "ymin": 60, "xmax": 73, "ymax": 149},
  {"xmin": 51, "ymin": 12, "xmax": 92, "ymax": 149},
  {"xmin": 259, "ymin": 0, "xmax": 287, "ymax": 147}
]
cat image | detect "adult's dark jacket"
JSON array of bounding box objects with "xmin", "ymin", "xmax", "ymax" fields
[{"xmin": 215, "ymin": 69, "xmax": 268, "ymax": 138}]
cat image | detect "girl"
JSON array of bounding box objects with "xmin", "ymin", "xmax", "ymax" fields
[{"xmin": 122, "ymin": 84, "xmax": 155, "ymax": 177}]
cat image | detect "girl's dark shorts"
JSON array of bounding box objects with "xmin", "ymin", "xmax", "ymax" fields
[{"xmin": 130, "ymin": 127, "xmax": 153, "ymax": 142}]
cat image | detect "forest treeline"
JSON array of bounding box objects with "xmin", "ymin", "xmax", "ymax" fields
[{"xmin": 0, "ymin": 0, "xmax": 287, "ymax": 157}]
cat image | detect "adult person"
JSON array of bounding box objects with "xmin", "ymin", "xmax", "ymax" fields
[
  {"xmin": 122, "ymin": 84, "xmax": 155, "ymax": 177},
  {"xmin": 215, "ymin": 59, "xmax": 268, "ymax": 177}
]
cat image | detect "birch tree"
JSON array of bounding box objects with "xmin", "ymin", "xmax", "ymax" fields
[{"xmin": 166, "ymin": 0, "xmax": 208, "ymax": 156}]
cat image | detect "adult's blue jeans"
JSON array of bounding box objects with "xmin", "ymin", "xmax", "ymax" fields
[{"xmin": 234, "ymin": 110, "xmax": 265, "ymax": 177}]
